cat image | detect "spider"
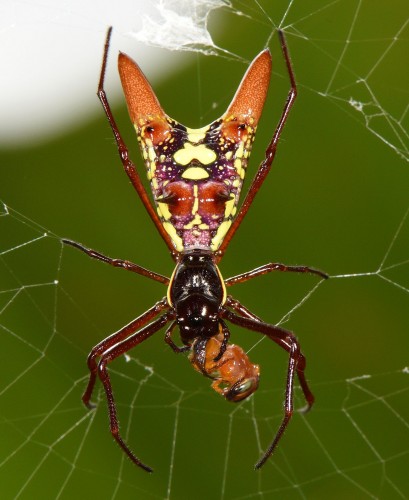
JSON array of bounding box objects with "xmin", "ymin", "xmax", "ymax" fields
[{"xmin": 63, "ymin": 27, "xmax": 328, "ymax": 472}]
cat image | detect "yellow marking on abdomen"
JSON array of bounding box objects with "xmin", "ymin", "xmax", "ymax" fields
[
  {"xmin": 234, "ymin": 158, "xmax": 242, "ymax": 177},
  {"xmin": 182, "ymin": 166, "xmax": 209, "ymax": 180},
  {"xmin": 174, "ymin": 143, "xmax": 216, "ymax": 166},
  {"xmin": 183, "ymin": 213, "xmax": 202, "ymax": 229},
  {"xmin": 163, "ymin": 221, "xmax": 183, "ymax": 252},
  {"xmin": 211, "ymin": 220, "xmax": 232, "ymax": 251},
  {"xmin": 186, "ymin": 125, "xmax": 209, "ymax": 143},
  {"xmin": 236, "ymin": 142, "xmax": 244, "ymax": 158},
  {"xmin": 156, "ymin": 200, "xmax": 172, "ymax": 220},
  {"xmin": 224, "ymin": 197, "xmax": 236, "ymax": 218},
  {"xmin": 192, "ymin": 185, "xmax": 199, "ymax": 214}
]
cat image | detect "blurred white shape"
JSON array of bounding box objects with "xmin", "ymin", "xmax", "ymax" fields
[
  {"xmin": 131, "ymin": 0, "xmax": 227, "ymax": 54},
  {"xmin": 0, "ymin": 0, "xmax": 225, "ymax": 147}
]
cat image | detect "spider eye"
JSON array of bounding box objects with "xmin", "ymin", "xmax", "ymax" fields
[{"xmin": 191, "ymin": 315, "xmax": 203, "ymax": 324}]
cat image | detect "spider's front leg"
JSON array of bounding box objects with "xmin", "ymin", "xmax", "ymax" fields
[
  {"xmin": 225, "ymin": 295, "xmax": 314, "ymax": 410},
  {"xmin": 216, "ymin": 31, "xmax": 297, "ymax": 262},
  {"xmin": 96, "ymin": 27, "xmax": 177, "ymax": 258},
  {"xmin": 96, "ymin": 311, "xmax": 174, "ymax": 472},
  {"xmin": 254, "ymin": 339, "xmax": 300, "ymax": 469},
  {"xmin": 82, "ymin": 298, "xmax": 169, "ymax": 408},
  {"xmin": 221, "ymin": 306, "xmax": 313, "ymax": 469}
]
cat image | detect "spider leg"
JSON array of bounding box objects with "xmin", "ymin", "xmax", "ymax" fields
[
  {"xmin": 225, "ymin": 295, "xmax": 263, "ymax": 322},
  {"xmin": 225, "ymin": 262, "xmax": 328, "ymax": 286},
  {"xmin": 164, "ymin": 321, "xmax": 190, "ymax": 353},
  {"xmin": 82, "ymin": 298, "xmax": 169, "ymax": 408},
  {"xmin": 216, "ymin": 31, "xmax": 296, "ymax": 261},
  {"xmin": 213, "ymin": 320, "xmax": 230, "ymax": 362},
  {"xmin": 97, "ymin": 28, "xmax": 176, "ymax": 258},
  {"xmin": 97, "ymin": 311, "xmax": 173, "ymax": 472},
  {"xmin": 254, "ymin": 340, "xmax": 298, "ymax": 469},
  {"xmin": 221, "ymin": 306, "xmax": 313, "ymax": 469},
  {"xmin": 62, "ymin": 239, "xmax": 169, "ymax": 285},
  {"xmin": 225, "ymin": 296, "xmax": 314, "ymax": 409}
]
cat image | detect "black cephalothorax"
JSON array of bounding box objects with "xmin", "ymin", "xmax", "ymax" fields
[{"xmin": 169, "ymin": 250, "xmax": 225, "ymax": 342}]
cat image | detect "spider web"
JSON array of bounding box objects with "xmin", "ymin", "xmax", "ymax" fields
[{"xmin": 1, "ymin": 0, "xmax": 409, "ymax": 499}]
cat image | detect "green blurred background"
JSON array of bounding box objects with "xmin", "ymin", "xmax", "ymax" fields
[{"xmin": 1, "ymin": 1, "xmax": 409, "ymax": 498}]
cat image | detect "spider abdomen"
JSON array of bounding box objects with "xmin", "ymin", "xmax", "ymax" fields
[{"xmin": 118, "ymin": 48, "xmax": 272, "ymax": 253}]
